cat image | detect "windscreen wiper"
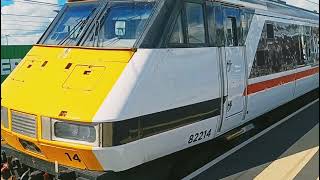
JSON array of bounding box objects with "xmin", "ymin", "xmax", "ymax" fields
[{"xmin": 58, "ymin": 7, "xmax": 97, "ymax": 45}]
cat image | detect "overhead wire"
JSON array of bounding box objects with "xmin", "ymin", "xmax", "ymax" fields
[
  {"xmin": 2, "ymin": 29, "xmax": 46, "ymax": 31},
  {"xmin": 13, "ymin": 0, "xmax": 62, "ymax": 6},
  {"xmin": 1, "ymin": 33, "xmax": 42, "ymax": 36},
  {"xmin": 304, "ymin": 0, "xmax": 319, "ymax": 5},
  {"xmin": 1, "ymin": 13, "xmax": 55, "ymax": 18},
  {"xmin": 2, "ymin": 23, "xmax": 49, "ymax": 28},
  {"xmin": 1, "ymin": 0, "xmax": 63, "ymax": 43},
  {"xmin": 1, "ymin": 19, "xmax": 51, "ymax": 24}
]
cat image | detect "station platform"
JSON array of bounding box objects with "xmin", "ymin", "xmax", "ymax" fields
[{"xmin": 184, "ymin": 99, "xmax": 319, "ymax": 180}]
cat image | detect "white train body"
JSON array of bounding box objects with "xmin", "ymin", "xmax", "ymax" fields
[
  {"xmin": 93, "ymin": 0, "xmax": 319, "ymax": 171},
  {"xmin": 1, "ymin": 0, "xmax": 319, "ymax": 173}
]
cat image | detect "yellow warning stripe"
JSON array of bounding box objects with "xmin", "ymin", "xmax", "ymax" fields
[{"xmin": 254, "ymin": 146, "xmax": 319, "ymax": 180}]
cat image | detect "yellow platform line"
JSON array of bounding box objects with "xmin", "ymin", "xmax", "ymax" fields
[{"xmin": 254, "ymin": 146, "xmax": 319, "ymax": 180}]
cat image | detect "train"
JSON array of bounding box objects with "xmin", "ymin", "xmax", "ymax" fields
[{"xmin": 1, "ymin": 0, "xmax": 319, "ymax": 179}]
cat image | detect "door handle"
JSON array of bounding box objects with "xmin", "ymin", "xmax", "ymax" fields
[
  {"xmin": 227, "ymin": 100, "xmax": 232, "ymax": 112},
  {"xmin": 227, "ymin": 60, "xmax": 232, "ymax": 72}
]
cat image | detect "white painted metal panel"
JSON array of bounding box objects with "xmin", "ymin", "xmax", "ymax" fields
[
  {"xmin": 294, "ymin": 75, "xmax": 317, "ymax": 98},
  {"xmin": 246, "ymin": 14, "xmax": 265, "ymax": 75},
  {"xmin": 220, "ymin": 47, "xmax": 246, "ymax": 132},
  {"xmin": 93, "ymin": 48, "xmax": 221, "ymax": 122},
  {"xmin": 225, "ymin": 47, "xmax": 246, "ymax": 117},
  {"xmin": 93, "ymin": 116, "xmax": 220, "ymax": 171},
  {"xmin": 245, "ymin": 81, "xmax": 295, "ymax": 122}
]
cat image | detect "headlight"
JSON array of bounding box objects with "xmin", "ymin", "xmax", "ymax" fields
[
  {"xmin": 54, "ymin": 122, "xmax": 97, "ymax": 143},
  {"xmin": 1, "ymin": 106, "xmax": 9, "ymax": 128},
  {"xmin": 41, "ymin": 117, "xmax": 100, "ymax": 146}
]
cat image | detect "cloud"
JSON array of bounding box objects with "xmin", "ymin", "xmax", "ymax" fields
[
  {"xmin": 286, "ymin": 0, "xmax": 319, "ymax": 12},
  {"xmin": 1, "ymin": 0, "xmax": 64, "ymax": 45}
]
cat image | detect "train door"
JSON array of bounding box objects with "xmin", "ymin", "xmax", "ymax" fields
[{"xmin": 219, "ymin": 6, "xmax": 247, "ymax": 132}]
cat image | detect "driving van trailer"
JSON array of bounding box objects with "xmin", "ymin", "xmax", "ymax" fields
[{"xmin": 1, "ymin": 0, "xmax": 319, "ymax": 178}]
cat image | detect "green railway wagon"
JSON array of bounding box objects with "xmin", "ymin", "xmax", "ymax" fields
[{"xmin": 1, "ymin": 45, "xmax": 32, "ymax": 83}]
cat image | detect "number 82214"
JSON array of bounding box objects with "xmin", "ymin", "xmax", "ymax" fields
[{"xmin": 188, "ymin": 129, "xmax": 212, "ymax": 144}]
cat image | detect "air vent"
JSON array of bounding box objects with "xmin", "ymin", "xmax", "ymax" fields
[{"xmin": 11, "ymin": 111, "xmax": 37, "ymax": 138}]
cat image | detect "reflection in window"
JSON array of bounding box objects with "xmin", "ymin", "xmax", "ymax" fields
[
  {"xmin": 43, "ymin": 3, "xmax": 98, "ymax": 45},
  {"xmin": 250, "ymin": 22, "xmax": 303, "ymax": 79},
  {"xmin": 240, "ymin": 11, "xmax": 253, "ymax": 45},
  {"xmin": 256, "ymin": 50, "xmax": 267, "ymax": 66},
  {"xmin": 207, "ymin": 4, "xmax": 215, "ymax": 45},
  {"xmin": 267, "ymin": 24, "xmax": 274, "ymax": 39},
  {"xmin": 299, "ymin": 26, "xmax": 313, "ymax": 66},
  {"xmin": 215, "ymin": 6, "xmax": 225, "ymax": 47},
  {"xmin": 84, "ymin": 2, "xmax": 155, "ymax": 48},
  {"xmin": 207, "ymin": 4, "xmax": 226, "ymax": 47},
  {"xmin": 226, "ymin": 17, "xmax": 237, "ymax": 46},
  {"xmin": 185, "ymin": 3, "xmax": 205, "ymax": 44},
  {"xmin": 311, "ymin": 27, "xmax": 319, "ymax": 63},
  {"xmin": 169, "ymin": 14, "xmax": 184, "ymax": 44}
]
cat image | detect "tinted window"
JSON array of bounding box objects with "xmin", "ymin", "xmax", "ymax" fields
[
  {"xmin": 311, "ymin": 27, "xmax": 319, "ymax": 64},
  {"xmin": 250, "ymin": 23, "xmax": 268, "ymax": 78},
  {"xmin": 207, "ymin": 3, "xmax": 225, "ymax": 47},
  {"xmin": 112, "ymin": 119, "xmax": 139, "ymax": 146},
  {"xmin": 226, "ymin": 17, "xmax": 238, "ymax": 46},
  {"xmin": 206, "ymin": 3, "xmax": 215, "ymax": 45},
  {"xmin": 256, "ymin": 50, "xmax": 267, "ymax": 66},
  {"xmin": 83, "ymin": 2, "xmax": 155, "ymax": 48},
  {"xmin": 267, "ymin": 23, "xmax": 274, "ymax": 39},
  {"xmin": 269, "ymin": 22, "xmax": 297, "ymax": 72},
  {"xmin": 250, "ymin": 22, "xmax": 301, "ymax": 78},
  {"xmin": 43, "ymin": 3, "xmax": 98, "ymax": 45},
  {"xmin": 169, "ymin": 13, "xmax": 185, "ymax": 44},
  {"xmin": 185, "ymin": 3, "xmax": 205, "ymax": 44},
  {"xmin": 299, "ymin": 26, "xmax": 312, "ymax": 66},
  {"xmin": 240, "ymin": 10, "xmax": 254, "ymax": 45},
  {"xmin": 215, "ymin": 5, "xmax": 225, "ymax": 46}
]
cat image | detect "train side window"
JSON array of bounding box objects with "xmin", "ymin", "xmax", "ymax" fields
[
  {"xmin": 249, "ymin": 22, "xmax": 267, "ymax": 78},
  {"xmin": 267, "ymin": 24, "xmax": 274, "ymax": 39},
  {"xmin": 256, "ymin": 50, "xmax": 266, "ymax": 66},
  {"xmin": 226, "ymin": 17, "xmax": 238, "ymax": 46},
  {"xmin": 215, "ymin": 5, "xmax": 225, "ymax": 46},
  {"xmin": 250, "ymin": 21, "xmax": 299, "ymax": 79},
  {"xmin": 206, "ymin": 2, "xmax": 215, "ymax": 46},
  {"xmin": 169, "ymin": 14, "xmax": 185, "ymax": 44},
  {"xmin": 299, "ymin": 26, "xmax": 312, "ymax": 66},
  {"xmin": 312, "ymin": 27, "xmax": 319, "ymax": 64},
  {"xmin": 185, "ymin": 2, "xmax": 205, "ymax": 44},
  {"xmin": 240, "ymin": 10, "xmax": 254, "ymax": 45},
  {"xmin": 206, "ymin": 3, "xmax": 225, "ymax": 47}
]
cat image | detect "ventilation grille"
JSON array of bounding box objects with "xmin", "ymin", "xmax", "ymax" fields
[{"xmin": 11, "ymin": 111, "xmax": 37, "ymax": 138}]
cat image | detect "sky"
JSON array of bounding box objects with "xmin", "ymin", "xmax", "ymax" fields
[
  {"xmin": 1, "ymin": 0, "xmax": 319, "ymax": 45},
  {"xmin": 1, "ymin": 0, "xmax": 66, "ymax": 45}
]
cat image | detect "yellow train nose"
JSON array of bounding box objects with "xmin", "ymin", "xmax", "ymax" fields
[
  {"xmin": 1, "ymin": 128, "xmax": 103, "ymax": 170},
  {"xmin": 1, "ymin": 45, "xmax": 134, "ymax": 123},
  {"xmin": 1, "ymin": 45, "xmax": 136, "ymax": 171}
]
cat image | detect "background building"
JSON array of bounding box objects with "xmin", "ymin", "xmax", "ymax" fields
[{"xmin": 1, "ymin": 45, "xmax": 32, "ymax": 83}]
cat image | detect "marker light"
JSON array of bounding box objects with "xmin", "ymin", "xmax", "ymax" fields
[{"xmin": 1, "ymin": 106, "xmax": 9, "ymax": 128}]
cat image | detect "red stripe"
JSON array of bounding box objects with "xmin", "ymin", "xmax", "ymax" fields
[{"xmin": 245, "ymin": 66, "xmax": 319, "ymax": 96}]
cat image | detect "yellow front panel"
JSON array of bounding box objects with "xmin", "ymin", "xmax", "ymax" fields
[
  {"xmin": 1, "ymin": 45, "xmax": 135, "ymax": 171},
  {"xmin": 63, "ymin": 65, "xmax": 106, "ymax": 91},
  {"xmin": 1, "ymin": 45, "xmax": 133, "ymax": 122},
  {"xmin": 2, "ymin": 129, "xmax": 103, "ymax": 170}
]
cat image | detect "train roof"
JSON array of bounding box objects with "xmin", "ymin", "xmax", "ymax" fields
[
  {"xmin": 66, "ymin": 0, "xmax": 319, "ymax": 23},
  {"xmin": 249, "ymin": 0, "xmax": 319, "ymax": 21}
]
